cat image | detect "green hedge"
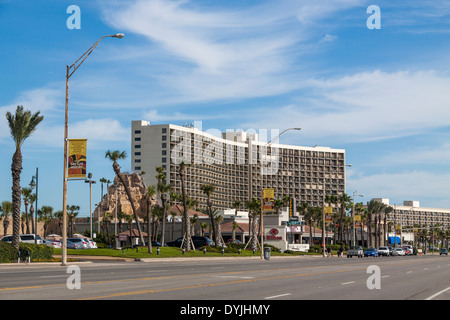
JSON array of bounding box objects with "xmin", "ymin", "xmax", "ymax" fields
[{"xmin": 0, "ymin": 242, "xmax": 54, "ymax": 263}]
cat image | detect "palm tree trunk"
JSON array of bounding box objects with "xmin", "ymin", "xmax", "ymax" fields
[{"xmin": 11, "ymin": 149, "xmax": 22, "ymax": 252}]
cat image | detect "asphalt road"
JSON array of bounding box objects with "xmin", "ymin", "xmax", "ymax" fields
[{"xmin": 0, "ymin": 254, "xmax": 448, "ymax": 305}]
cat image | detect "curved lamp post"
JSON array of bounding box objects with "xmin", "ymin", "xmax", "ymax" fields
[
  {"xmin": 61, "ymin": 34, "xmax": 124, "ymax": 266},
  {"xmin": 260, "ymin": 127, "xmax": 301, "ymax": 259}
]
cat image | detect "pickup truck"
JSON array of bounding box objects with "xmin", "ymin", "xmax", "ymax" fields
[{"xmin": 347, "ymin": 246, "xmax": 363, "ymax": 258}]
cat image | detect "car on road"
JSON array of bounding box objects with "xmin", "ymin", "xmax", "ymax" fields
[
  {"xmin": 347, "ymin": 246, "xmax": 363, "ymax": 258},
  {"xmin": 378, "ymin": 246, "xmax": 390, "ymax": 256},
  {"xmin": 401, "ymin": 246, "xmax": 412, "ymax": 255},
  {"xmin": 364, "ymin": 247, "xmax": 379, "ymax": 257},
  {"xmin": 440, "ymin": 248, "xmax": 448, "ymax": 255},
  {"xmin": 394, "ymin": 248, "xmax": 405, "ymax": 256},
  {"xmin": 43, "ymin": 239, "xmax": 62, "ymax": 248},
  {"xmin": 83, "ymin": 238, "xmax": 97, "ymax": 249}
]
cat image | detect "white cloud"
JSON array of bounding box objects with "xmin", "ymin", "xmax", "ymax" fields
[{"xmin": 239, "ymin": 70, "xmax": 450, "ymax": 144}]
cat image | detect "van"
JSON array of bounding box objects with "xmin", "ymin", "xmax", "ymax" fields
[{"xmin": 0, "ymin": 234, "xmax": 43, "ymax": 244}]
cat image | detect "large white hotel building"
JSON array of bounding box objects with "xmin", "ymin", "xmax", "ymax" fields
[{"xmin": 131, "ymin": 120, "xmax": 347, "ymax": 211}]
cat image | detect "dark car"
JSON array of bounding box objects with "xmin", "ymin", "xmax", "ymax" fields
[
  {"xmin": 165, "ymin": 236, "xmax": 214, "ymax": 249},
  {"xmin": 440, "ymin": 248, "xmax": 448, "ymax": 256}
]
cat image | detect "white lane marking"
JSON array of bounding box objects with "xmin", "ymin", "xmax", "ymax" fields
[
  {"xmin": 425, "ymin": 286, "xmax": 450, "ymax": 300},
  {"xmin": 265, "ymin": 293, "xmax": 291, "ymax": 299},
  {"xmin": 214, "ymin": 275, "xmax": 255, "ymax": 279},
  {"xmin": 341, "ymin": 281, "xmax": 355, "ymax": 285}
]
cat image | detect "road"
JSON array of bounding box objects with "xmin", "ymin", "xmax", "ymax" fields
[{"xmin": 0, "ymin": 254, "xmax": 448, "ymax": 305}]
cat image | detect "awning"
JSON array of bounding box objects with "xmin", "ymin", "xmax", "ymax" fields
[{"xmin": 388, "ymin": 236, "xmax": 400, "ymax": 244}]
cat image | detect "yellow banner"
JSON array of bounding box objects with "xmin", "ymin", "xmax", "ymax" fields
[
  {"xmin": 68, "ymin": 139, "xmax": 87, "ymax": 179},
  {"xmin": 324, "ymin": 206, "xmax": 333, "ymax": 214},
  {"xmin": 262, "ymin": 188, "xmax": 275, "ymax": 212}
]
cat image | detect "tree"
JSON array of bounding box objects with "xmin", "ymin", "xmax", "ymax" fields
[
  {"xmin": 28, "ymin": 193, "xmax": 36, "ymax": 234},
  {"xmin": 200, "ymin": 184, "xmax": 218, "ymax": 246},
  {"xmin": 21, "ymin": 187, "xmax": 32, "ymax": 234},
  {"xmin": 38, "ymin": 205, "xmax": 54, "ymax": 238},
  {"xmin": 366, "ymin": 199, "xmax": 385, "ymax": 247},
  {"xmin": 67, "ymin": 205, "xmax": 80, "ymax": 237},
  {"xmin": 6, "ymin": 106, "xmax": 44, "ymax": 251},
  {"xmin": 245, "ymin": 198, "xmax": 261, "ymax": 251},
  {"xmin": 337, "ymin": 193, "xmax": 352, "ymax": 243},
  {"xmin": 383, "ymin": 205, "xmax": 394, "ymax": 246},
  {"xmin": 155, "ymin": 166, "xmax": 171, "ymax": 246},
  {"xmin": 146, "ymin": 185, "xmax": 155, "ymax": 253},
  {"xmin": 179, "ymin": 162, "xmax": 192, "ymax": 251},
  {"xmin": 105, "ymin": 150, "xmax": 145, "ymax": 246},
  {"xmin": 1, "ymin": 201, "xmax": 12, "ymax": 237}
]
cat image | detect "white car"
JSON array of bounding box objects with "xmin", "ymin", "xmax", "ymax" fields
[
  {"xmin": 43, "ymin": 239, "xmax": 62, "ymax": 248},
  {"xmin": 0, "ymin": 234, "xmax": 43, "ymax": 244},
  {"xmin": 378, "ymin": 246, "xmax": 390, "ymax": 256},
  {"xmin": 83, "ymin": 238, "xmax": 97, "ymax": 249},
  {"xmin": 394, "ymin": 248, "xmax": 405, "ymax": 256},
  {"xmin": 67, "ymin": 238, "xmax": 89, "ymax": 249}
]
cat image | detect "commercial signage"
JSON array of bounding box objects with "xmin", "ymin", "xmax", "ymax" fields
[
  {"xmin": 289, "ymin": 197, "xmax": 296, "ymax": 217},
  {"xmin": 262, "ymin": 188, "xmax": 275, "ymax": 212},
  {"xmin": 68, "ymin": 139, "xmax": 87, "ymax": 179},
  {"xmin": 355, "ymin": 214, "xmax": 361, "ymax": 228},
  {"xmin": 265, "ymin": 228, "xmax": 283, "ymax": 241}
]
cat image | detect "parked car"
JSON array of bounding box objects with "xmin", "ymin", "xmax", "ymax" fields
[
  {"xmin": 364, "ymin": 247, "xmax": 379, "ymax": 257},
  {"xmin": 67, "ymin": 238, "xmax": 89, "ymax": 249},
  {"xmin": 378, "ymin": 246, "xmax": 390, "ymax": 256},
  {"xmin": 67, "ymin": 239, "xmax": 84, "ymax": 249},
  {"xmin": 440, "ymin": 248, "xmax": 448, "ymax": 256},
  {"xmin": 0, "ymin": 234, "xmax": 43, "ymax": 244},
  {"xmin": 402, "ymin": 245, "xmax": 414, "ymax": 255},
  {"xmin": 83, "ymin": 238, "xmax": 97, "ymax": 249},
  {"xmin": 347, "ymin": 246, "xmax": 363, "ymax": 258},
  {"xmin": 394, "ymin": 248, "xmax": 405, "ymax": 256},
  {"xmin": 165, "ymin": 236, "xmax": 214, "ymax": 249},
  {"xmin": 43, "ymin": 239, "xmax": 62, "ymax": 248},
  {"xmin": 388, "ymin": 246, "xmax": 395, "ymax": 256}
]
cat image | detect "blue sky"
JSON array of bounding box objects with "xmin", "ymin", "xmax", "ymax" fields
[{"xmin": 2, "ymin": 0, "xmax": 450, "ymax": 217}]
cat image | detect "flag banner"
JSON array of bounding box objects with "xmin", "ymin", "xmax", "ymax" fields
[
  {"xmin": 324, "ymin": 206, "xmax": 333, "ymax": 214},
  {"xmin": 262, "ymin": 188, "xmax": 275, "ymax": 212},
  {"xmin": 68, "ymin": 139, "xmax": 87, "ymax": 179},
  {"xmin": 355, "ymin": 214, "xmax": 361, "ymax": 228}
]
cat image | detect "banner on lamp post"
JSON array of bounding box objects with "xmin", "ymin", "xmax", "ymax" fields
[
  {"xmin": 68, "ymin": 139, "xmax": 87, "ymax": 179},
  {"xmin": 262, "ymin": 188, "xmax": 275, "ymax": 212}
]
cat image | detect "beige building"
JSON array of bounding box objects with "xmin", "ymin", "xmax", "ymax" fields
[{"xmin": 131, "ymin": 120, "xmax": 347, "ymax": 211}]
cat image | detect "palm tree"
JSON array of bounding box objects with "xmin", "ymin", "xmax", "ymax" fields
[
  {"xmin": 155, "ymin": 166, "xmax": 171, "ymax": 246},
  {"xmin": 383, "ymin": 205, "xmax": 394, "ymax": 246},
  {"xmin": 1, "ymin": 201, "xmax": 12, "ymax": 236},
  {"xmin": 28, "ymin": 193, "xmax": 36, "ymax": 234},
  {"xmin": 179, "ymin": 162, "xmax": 192, "ymax": 251},
  {"xmin": 231, "ymin": 221, "xmax": 239, "ymax": 243},
  {"xmin": 146, "ymin": 185, "xmax": 155, "ymax": 253},
  {"xmin": 200, "ymin": 184, "xmax": 218, "ymax": 246},
  {"xmin": 54, "ymin": 210, "xmax": 64, "ymax": 235},
  {"xmin": 105, "ymin": 150, "xmax": 145, "ymax": 246},
  {"xmin": 38, "ymin": 205, "xmax": 53, "ymax": 238},
  {"xmin": 67, "ymin": 205, "xmax": 80, "ymax": 237},
  {"xmin": 232, "ymin": 200, "xmax": 241, "ymax": 217},
  {"xmin": 6, "ymin": 106, "xmax": 44, "ymax": 251},
  {"xmin": 337, "ymin": 193, "xmax": 352, "ymax": 243},
  {"xmin": 215, "ymin": 214, "xmax": 224, "ymax": 247},
  {"xmin": 366, "ymin": 199, "xmax": 384, "ymax": 247},
  {"xmin": 21, "ymin": 187, "xmax": 32, "ymax": 234},
  {"xmin": 245, "ymin": 198, "xmax": 261, "ymax": 251}
]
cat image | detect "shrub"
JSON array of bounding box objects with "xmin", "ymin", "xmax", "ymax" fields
[
  {"xmin": 19, "ymin": 243, "xmax": 54, "ymax": 262},
  {"xmin": 0, "ymin": 242, "xmax": 17, "ymax": 263}
]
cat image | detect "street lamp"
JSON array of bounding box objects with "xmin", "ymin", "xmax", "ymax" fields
[
  {"xmin": 260, "ymin": 127, "xmax": 301, "ymax": 259},
  {"xmin": 85, "ymin": 173, "xmax": 96, "ymax": 239},
  {"xmin": 29, "ymin": 168, "xmax": 38, "ymax": 244},
  {"xmin": 61, "ymin": 33, "xmax": 124, "ymax": 266}
]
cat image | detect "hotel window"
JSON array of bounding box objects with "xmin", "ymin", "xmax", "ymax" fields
[
  {"xmin": 135, "ymin": 159, "xmax": 141, "ymax": 163},
  {"xmin": 135, "ymin": 137, "xmax": 141, "ymax": 141},
  {"xmin": 135, "ymin": 145, "xmax": 141, "ymax": 149},
  {"xmin": 135, "ymin": 130, "xmax": 141, "ymax": 134},
  {"xmin": 135, "ymin": 166, "xmax": 141, "ymax": 170},
  {"xmin": 162, "ymin": 143, "xmax": 166, "ymax": 148},
  {"xmin": 135, "ymin": 152, "xmax": 141, "ymax": 156},
  {"xmin": 162, "ymin": 128, "xmax": 167, "ymax": 134}
]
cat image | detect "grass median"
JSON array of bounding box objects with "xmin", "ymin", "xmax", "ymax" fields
[{"xmin": 52, "ymin": 246, "xmax": 315, "ymax": 260}]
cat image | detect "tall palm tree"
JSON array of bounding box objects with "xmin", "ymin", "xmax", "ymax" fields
[
  {"xmin": 67, "ymin": 205, "xmax": 80, "ymax": 237},
  {"xmin": 200, "ymin": 184, "xmax": 218, "ymax": 246},
  {"xmin": 146, "ymin": 185, "xmax": 155, "ymax": 253},
  {"xmin": 105, "ymin": 150, "xmax": 145, "ymax": 246},
  {"xmin": 366, "ymin": 199, "xmax": 384, "ymax": 247},
  {"xmin": 337, "ymin": 193, "xmax": 352, "ymax": 243},
  {"xmin": 38, "ymin": 205, "xmax": 53, "ymax": 238},
  {"xmin": 383, "ymin": 205, "xmax": 394, "ymax": 246},
  {"xmin": 28, "ymin": 193, "xmax": 36, "ymax": 234},
  {"xmin": 1, "ymin": 201, "xmax": 12, "ymax": 236},
  {"xmin": 155, "ymin": 166, "xmax": 171, "ymax": 246},
  {"xmin": 232, "ymin": 200, "xmax": 241, "ymax": 217},
  {"xmin": 245, "ymin": 198, "xmax": 261, "ymax": 251},
  {"xmin": 6, "ymin": 106, "xmax": 44, "ymax": 251},
  {"xmin": 179, "ymin": 162, "xmax": 192, "ymax": 251},
  {"xmin": 21, "ymin": 187, "xmax": 32, "ymax": 234},
  {"xmin": 54, "ymin": 210, "xmax": 64, "ymax": 235}
]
